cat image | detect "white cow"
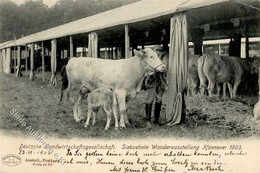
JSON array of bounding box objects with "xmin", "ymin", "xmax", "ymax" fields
[{"xmin": 61, "ymin": 49, "xmax": 166, "ymax": 129}]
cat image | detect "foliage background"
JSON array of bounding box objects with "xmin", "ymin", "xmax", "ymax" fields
[{"xmin": 0, "ymin": 0, "xmax": 140, "ymax": 43}]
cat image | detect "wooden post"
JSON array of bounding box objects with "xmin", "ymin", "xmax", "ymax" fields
[
  {"xmin": 70, "ymin": 35, "xmax": 73, "ymax": 58},
  {"xmin": 105, "ymin": 48, "xmax": 108, "ymax": 59},
  {"xmin": 16, "ymin": 46, "xmax": 21, "ymax": 77},
  {"xmin": 109, "ymin": 47, "xmax": 113, "ymax": 59},
  {"xmin": 229, "ymin": 33, "xmax": 241, "ymax": 58},
  {"xmin": 245, "ymin": 36, "xmax": 249, "ymax": 58},
  {"xmin": 81, "ymin": 46, "xmax": 86, "ymax": 57},
  {"xmin": 218, "ymin": 44, "xmax": 221, "ymax": 55},
  {"xmin": 107, "ymin": 47, "xmax": 110, "ymax": 59},
  {"xmin": 125, "ymin": 24, "xmax": 130, "ymax": 58},
  {"xmin": 191, "ymin": 28, "xmax": 204, "ymax": 56},
  {"xmin": 29, "ymin": 44, "xmax": 35, "ymax": 80},
  {"xmin": 48, "ymin": 39, "xmax": 57, "ymax": 87},
  {"xmin": 113, "ymin": 47, "xmax": 117, "ymax": 60},
  {"xmin": 25, "ymin": 45, "xmax": 28, "ymax": 74},
  {"xmin": 117, "ymin": 47, "xmax": 121, "ymax": 59},
  {"xmin": 13, "ymin": 47, "xmax": 16, "ymax": 75},
  {"xmin": 41, "ymin": 41, "xmax": 45, "ymax": 81}
]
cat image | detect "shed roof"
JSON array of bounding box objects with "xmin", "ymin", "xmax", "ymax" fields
[
  {"xmin": 0, "ymin": 40, "xmax": 14, "ymax": 49},
  {"xmin": 1, "ymin": 0, "xmax": 259, "ymax": 48}
]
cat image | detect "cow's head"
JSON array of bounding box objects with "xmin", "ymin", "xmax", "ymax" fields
[
  {"xmin": 152, "ymin": 45, "xmax": 169, "ymax": 70},
  {"xmin": 134, "ymin": 49, "xmax": 166, "ymax": 75}
]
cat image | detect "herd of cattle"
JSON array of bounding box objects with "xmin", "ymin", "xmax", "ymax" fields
[
  {"xmin": 188, "ymin": 54, "xmax": 259, "ymax": 98},
  {"xmin": 59, "ymin": 47, "xmax": 260, "ymax": 130}
]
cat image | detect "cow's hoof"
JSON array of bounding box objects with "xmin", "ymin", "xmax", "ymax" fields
[
  {"xmin": 74, "ymin": 118, "xmax": 81, "ymax": 123},
  {"xmin": 119, "ymin": 125, "xmax": 126, "ymax": 130},
  {"xmin": 146, "ymin": 122, "xmax": 152, "ymax": 128},
  {"xmin": 104, "ymin": 127, "xmax": 109, "ymax": 131},
  {"xmin": 115, "ymin": 127, "xmax": 119, "ymax": 131},
  {"xmin": 84, "ymin": 125, "xmax": 89, "ymax": 128}
]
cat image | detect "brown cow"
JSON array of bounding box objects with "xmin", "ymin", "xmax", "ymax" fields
[
  {"xmin": 198, "ymin": 54, "xmax": 243, "ymax": 98},
  {"xmin": 187, "ymin": 54, "xmax": 200, "ymax": 95}
]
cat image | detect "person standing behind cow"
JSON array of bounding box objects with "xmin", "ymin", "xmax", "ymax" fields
[{"xmin": 145, "ymin": 46, "xmax": 168, "ymax": 125}]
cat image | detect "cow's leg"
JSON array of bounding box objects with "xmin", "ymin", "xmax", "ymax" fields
[
  {"xmin": 103, "ymin": 106, "xmax": 112, "ymax": 131},
  {"xmin": 115, "ymin": 90, "xmax": 127, "ymax": 129},
  {"xmin": 232, "ymin": 80, "xmax": 241, "ymax": 98},
  {"xmin": 84, "ymin": 107, "xmax": 92, "ymax": 128},
  {"xmin": 227, "ymin": 82, "xmax": 233, "ymax": 98},
  {"xmin": 59, "ymin": 90, "xmax": 64, "ymax": 102},
  {"xmin": 223, "ymin": 83, "xmax": 227, "ymax": 98},
  {"xmin": 112, "ymin": 93, "xmax": 119, "ymax": 130},
  {"xmin": 191, "ymin": 78, "xmax": 198, "ymax": 95},
  {"xmin": 74, "ymin": 94, "xmax": 84, "ymax": 122},
  {"xmin": 216, "ymin": 84, "xmax": 221, "ymax": 96},
  {"xmin": 199, "ymin": 76, "xmax": 207, "ymax": 95},
  {"xmin": 198, "ymin": 56, "xmax": 207, "ymax": 95},
  {"xmin": 124, "ymin": 102, "xmax": 130, "ymax": 125},
  {"xmin": 92, "ymin": 110, "xmax": 98, "ymax": 126},
  {"xmin": 73, "ymin": 102, "xmax": 79, "ymax": 122},
  {"xmin": 208, "ymin": 80, "xmax": 215, "ymax": 96},
  {"xmin": 77, "ymin": 94, "xmax": 84, "ymax": 120},
  {"xmin": 66, "ymin": 82, "xmax": 72, "ymax": 101}
]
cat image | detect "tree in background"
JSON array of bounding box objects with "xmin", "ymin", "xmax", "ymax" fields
[{"xmin": 0, "ymin": 0, "xmax": 140, "ymax": 43}]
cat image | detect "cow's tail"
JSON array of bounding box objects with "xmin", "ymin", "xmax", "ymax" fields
[{"xmin": 59, "ymin": 65, "xmax": 68, "ymax": 101}]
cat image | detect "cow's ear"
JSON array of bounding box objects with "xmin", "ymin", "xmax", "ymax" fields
[
  {"xmin": 134, "ymin": 49, "xmax": 144, "ymax": 57},
  {"xmin": 142, "ymin": 49, "xmax": 148, "ymax": 55}
]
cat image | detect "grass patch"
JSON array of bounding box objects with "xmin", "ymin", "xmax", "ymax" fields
[{"xmin": 0, "ymin": 72, "xmax": 259, "ymax": 140}]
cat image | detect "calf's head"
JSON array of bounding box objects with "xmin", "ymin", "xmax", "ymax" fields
[{"xmin": 134, "ymin": 49, "xmax": 166, "ymax": 75}]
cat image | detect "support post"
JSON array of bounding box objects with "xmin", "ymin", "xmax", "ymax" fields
[
  {"xmin": 6, "ymin": 48, "xmax": 11, "ymax": 74},
  {"xmin": 25, "ymin": 45, "xmax": 28, "ymax": 74},
  {"xmin": 109, "ymin": 47, "xmax": 113, "ymax": 59},
  {"xmin": 105, "ymin": 48, "xmax": 108, "ymax": 59},
  {"xmin": 191, "ymin": 28, "xmax": 204, "ymax": 55},
  {"xmin": 29, "ymin": 44, "xmax": 35, "ymax": 80},
  {"xmin": 218, "ymin": 44, "xmax": 221, "ymax": 55},
  {"xmin": 82, "ymin": 47, "xmax": 85, "ymax": 57},
  {"xmin": 117, "ymin": 47, "xmax": 121, "ymax": 59},
  {"xmin": 245, "ymin": 35, "xmax": 249, "ymax": 58},
  {"xmin": 229, "ymin": 33, "xmax": 241, "ymax": 57},
  {"xmin": 16, "ymin": 46, "xmax": 22, "ymax": 77},
  {"xmin": 41, "ymin": 41, "xmax": 45, "ymax": 81},
  {"xmin": 125, "ymin": 25, "xmax": 130, "ymax": 58},
  {"xmin": 48, "ymin": 39, "xmax": 57, "ymax": 87},
  {"xmin": 113, "ymin": 47, "xmax": 117, "ymax": 60},
  {"xmin": 13, "ymin": 47, "xmax": 16, "ymax": 75},
  {"xmin": 88, "ymin": 32, "xmax": 98, "ymax": 58},
  {"xmin": 70, "ymin": 35, "xmax": 73, "ymax": 58}
]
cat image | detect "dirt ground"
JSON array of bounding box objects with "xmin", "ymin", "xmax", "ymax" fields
[{"xmin": 0, "ymin": 72, "xmax": 259, "ymax": 140}]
